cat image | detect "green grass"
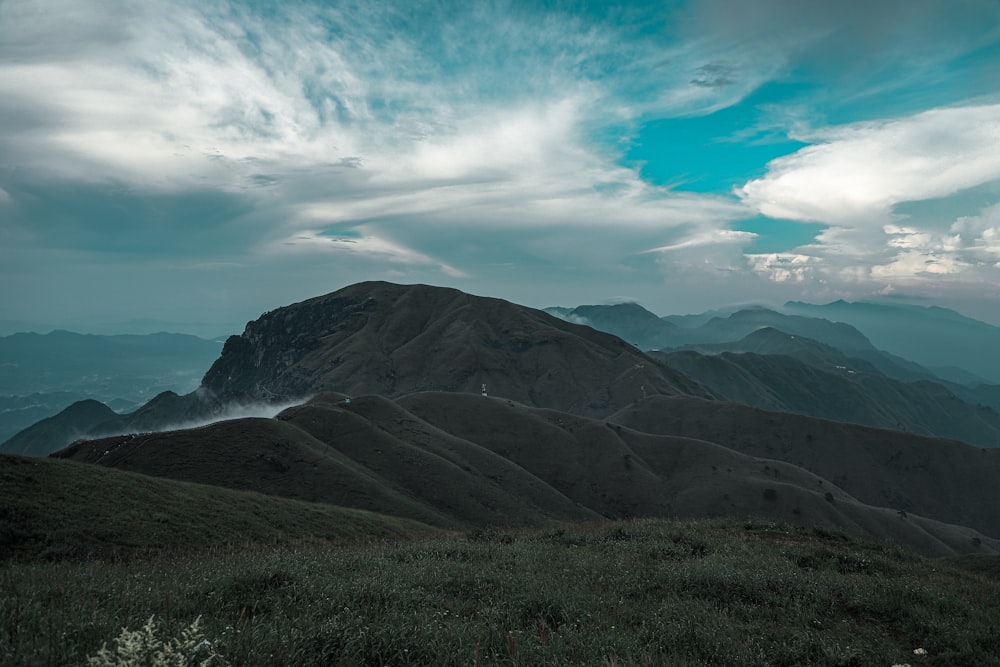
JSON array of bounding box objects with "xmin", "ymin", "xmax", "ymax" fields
[
  {"xmin": 0, "ymin": 454, "xmax": 439, "ymax": 562},
  {"xmin": 3, "ymin": 519, "xmax": 999, "ymax": 666}
]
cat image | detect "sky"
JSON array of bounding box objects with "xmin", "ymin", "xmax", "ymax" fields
[{"xmin": 2, "ymin": 0, "xmax": 1000, "ymax": 334}]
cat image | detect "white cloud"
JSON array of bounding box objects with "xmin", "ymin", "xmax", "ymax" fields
[
  {"xmin": 0, "ymin": 0, "xmax": 754, "ymax": 251},
  {"xmin": 746, "ymin": 252, "xmax": 817, "ymax": 283},
  {"xmin": 644, "ymin": 229, "xmax": 756, "ymax": 253},
  {"xmin": 268, "ymin": 227, "xmax": 469, "ymax": 279},
  {"xmin": 952, "ymin": 203, "xmax": 1000, "ymax": 258},
  {"xmin": 740, "ymin": 104, "xmax": 1000, "ymax": 225}
]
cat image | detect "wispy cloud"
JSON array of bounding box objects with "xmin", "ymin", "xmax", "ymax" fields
[{"xmin": 2, "ymin": 0, "xmax": 999, "ymax": 324}]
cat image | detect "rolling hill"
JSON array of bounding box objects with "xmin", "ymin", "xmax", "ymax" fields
[
  {"xmin": 51, "ymin": 391, "xmax": 999, "ymax": 557},
  {"xmin": 0, "ymin": 452, "xmax": 439, "ymax": 562},
  {"xmin": 610, "ymin": 395, "xmax": 1000, "ymax": 540},
  {"xmin": 651, "ymin": 329, "xmax": 1000, "ymax": 446}
]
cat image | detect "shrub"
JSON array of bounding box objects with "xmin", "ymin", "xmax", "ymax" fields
[{"xmin": 87, "ymin": 616, "xmax": 229, "ymax": 667}]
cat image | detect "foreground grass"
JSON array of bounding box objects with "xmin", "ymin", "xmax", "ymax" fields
[{"xmin": 3, "ymin": 519, "xmax": 999, "ymax": 666}]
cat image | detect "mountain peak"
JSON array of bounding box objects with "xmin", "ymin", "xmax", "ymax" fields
[{"xmin": 201, "ymin": 281, "xmax": 709, "ymax": 416}]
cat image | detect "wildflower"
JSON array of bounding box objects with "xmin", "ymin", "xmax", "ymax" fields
[{"xmin": 913, "ymin": 648, "xmax": 928, "ymax": 655}]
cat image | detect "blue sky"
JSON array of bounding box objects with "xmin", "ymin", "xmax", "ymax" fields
[{"xmin": 2, "ymin": 0, "xmax": 1000, "ymax": 333}]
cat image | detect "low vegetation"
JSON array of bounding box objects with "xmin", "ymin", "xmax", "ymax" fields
[
  {"xmin": 3, "ymin": 519, "xmax": 999, "ymax": 666},
  {"xmin": 0, "ymin": 454, "xmax": 438, "ymax": 562}
]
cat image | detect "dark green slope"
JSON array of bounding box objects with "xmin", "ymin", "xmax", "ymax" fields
[
  {"xmin": 0, "ymin": 453, "xmax": 438, "ymax": 561},
  {"xmin": 610, "ymin": 395, "xmax": 1000, "ymax": 540},
  {"xmin": 391, "ymin": 392, "xmax": 995, "ymax": 556},
  {"xmin": 55, "ymin": 399, "xmax": 598, "ymax": 530},
  {"xmin": 1, "ymin": 399, "xmax": 120, "ymax": 457},
  {"xmin": 655, "ymin": 345, "xmax": 1000, "ymax": 446},
  {"xmin": 50, "ymin": 391, "xmax": 1000, "ymax": 556}
]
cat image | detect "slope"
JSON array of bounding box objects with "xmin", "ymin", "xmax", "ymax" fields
[
  {"xmin": 53, "ymin": 391, "xmax": 999, "ymax": 557},
  {"xmin": 653, "ymin": 330, "xmax": 1000, "ymax": 446},
  {"xmin": 610, "ymin": 395, "xmax": 1000, "ymax": 539},
  {"xmin": 0, "ymin": 453, "xmax": 438, "ymax": 561},
  {"xmin": 53, "ymin": 396, "xmax": 598, "ymax": 530}
]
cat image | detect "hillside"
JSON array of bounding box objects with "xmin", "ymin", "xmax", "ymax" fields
[
  {"xmin": 6, "ymin": 518, "xmax": 1000, "ymax": 666},
  {"xmin": 0, "ymin": 453, "xmax": 439, "ymax": 562},
  {"xmin": 52, "ymin": 391, "xmax": 999, "ymax": 557},
  {"xmin": 653, "ymin": 331, "xmax": 1000, "ymax": 446},
  {"xmin": 610, "ymin": 395, "xmax": 1000, "ymax": 539}
]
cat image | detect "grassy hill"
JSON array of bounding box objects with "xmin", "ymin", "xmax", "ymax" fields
[
  {"xmin": 3, "ymin": 518, "xmax": 999, "ymax": 665},
  {"xmin": 611, "ymin": 395, "xmax": 1000, "ymax": 540},
  {"xmin": 51, "ymin": 392, "xmax": 999, "ymax": 557},
  {"xmin": 0, "ymin": 453, "xmax": 440, "ymax": 562},
  {"xmin": 655, "ymin": 343, "xmax": 1000, "ymax": 447}
]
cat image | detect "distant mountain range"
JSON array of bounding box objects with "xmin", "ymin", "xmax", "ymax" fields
[
  {"xmin": 546, "ymin": 300, "xmax": 1000, "ymax": 445},
  {"xmin": 0, "ymin": 330, "xmax": 221, "ymax": 445},
  {"xmin": 784, "ymin": 300, "xmax": 1000, "ymax": 384},
  {"xmin": 5, "ymin": 281, "xmax": 1000, "ymax": 559}
]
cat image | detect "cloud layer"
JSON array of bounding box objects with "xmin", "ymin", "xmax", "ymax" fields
[{"xmin": 2, "ymin": 0, "xmax": 1000, "ymax": 324}]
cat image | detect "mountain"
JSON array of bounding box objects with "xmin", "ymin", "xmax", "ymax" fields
[
  {"xmin": 4, "ymin": 282, "xmax": 715, "ymax": 457},
  {"xmin": 784, "ymin": 300, "xmax": 1000, "ymax": 384},
  {"xmin": 0, "ymin": 391, "xmax": 112, "ymax": 446},
  {"xmin": 551, "ymin": 302, "xmax": 881, "ymax": 354},
  {"xmin": 1, "ymin": 399, "xmax": 122, "ymax": 457},
  {"xmin": 688, "ymin": 308, "xmax": 878, "ymax": 351},
  {"xmin": 610, "ymin": 395, "xmax": 1000, "ymax": 540},
  {"xmin": 652, "ymin": 329, "xmax": 1000, "ymax": 446},
  {"xmin": 0, "ymin": 330, "xmax": 222, "ymax": 448},
  {"xmin": 201, "ymin": 281, "xmax": 709, "ymax": 415},
  {"xmin": 545, "ymin": 302, "xmax": 679, "ymax": 350},
  {"xmin": 51, "ymin": 391, "xmax": 998, "ymax": 557}
]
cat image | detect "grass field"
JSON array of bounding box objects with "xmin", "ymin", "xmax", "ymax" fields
[{"xmin": 3, "ymin": 518, "xmax": 999, "ymax": 666}]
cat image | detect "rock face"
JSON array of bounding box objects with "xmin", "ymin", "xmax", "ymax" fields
[{"xmin": 202, "ymin": 282, "xmax": 710, "ymax": 417}]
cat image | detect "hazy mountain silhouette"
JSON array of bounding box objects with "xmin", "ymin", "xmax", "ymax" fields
[
  {"xmin": 545, "ymin": 303, "xmax": 680, "ymax": 350},
  {"xmin": 0, "ymin": 330, "xmax": 221, "ymax": 448},
  {"xmin": 784, "ymin": 300, "xmax": 1000, "ymax": 384}
]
